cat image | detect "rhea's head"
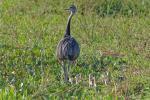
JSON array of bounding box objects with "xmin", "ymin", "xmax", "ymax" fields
[{"xmin": 66, "ymin": 5, "xmax": 77, "ymax": 14}]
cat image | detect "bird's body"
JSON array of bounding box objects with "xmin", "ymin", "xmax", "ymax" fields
[
  {"xmin": 57, "ymin": 36, "xmax": 80, "ymax": 61},
  {"xmin": 56, "ymin": 5, "xmax": 80, "ymax": 82}
]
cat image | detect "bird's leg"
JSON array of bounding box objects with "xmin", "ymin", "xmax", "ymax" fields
[
  {"xmin": 67, "ymin": 61, "xmax": 71, "ymax": 73},
  {"xmin": 67, "ymin": 61, "xmax": 71, "ymax": 82},
  {"xmin": 62, "ymin": 61, "xmax": 69, "ymax": 82},
  {"xmin": 61, "ymin": 63, "xmax": 64, "ymax": 82}
]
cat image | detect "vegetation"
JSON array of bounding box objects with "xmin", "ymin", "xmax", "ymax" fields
[{"xmin": 0, "ymin": 0, "xmax": 150, "ymax": 99}]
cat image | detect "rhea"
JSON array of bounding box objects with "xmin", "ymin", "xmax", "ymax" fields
[{"xmin": 56, "ymin": 5, "xmax": 80, "ymax": 82}]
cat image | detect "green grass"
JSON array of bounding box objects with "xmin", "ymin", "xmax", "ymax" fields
[{"xmin": 0, "ymin": 0, "xmax": 150, "ymax": 99}]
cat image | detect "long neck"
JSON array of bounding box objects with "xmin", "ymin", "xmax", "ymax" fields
[{"xmin": 64, "ymin": 13, "xmax": 73, "ymax": 37}]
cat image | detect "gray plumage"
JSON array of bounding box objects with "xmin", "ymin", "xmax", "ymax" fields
[
  {"xmin": 57, "ymin": 36, "xmax": 80, "ymax": 61},
  {"xmin": 56, "ymin": 5, "xmax": 80, "ymax": 82}
]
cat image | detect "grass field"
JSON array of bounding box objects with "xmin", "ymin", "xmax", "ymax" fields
[{"xmin": 0, "ymin": 0, "xmax": 150, "ymax": 99}]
